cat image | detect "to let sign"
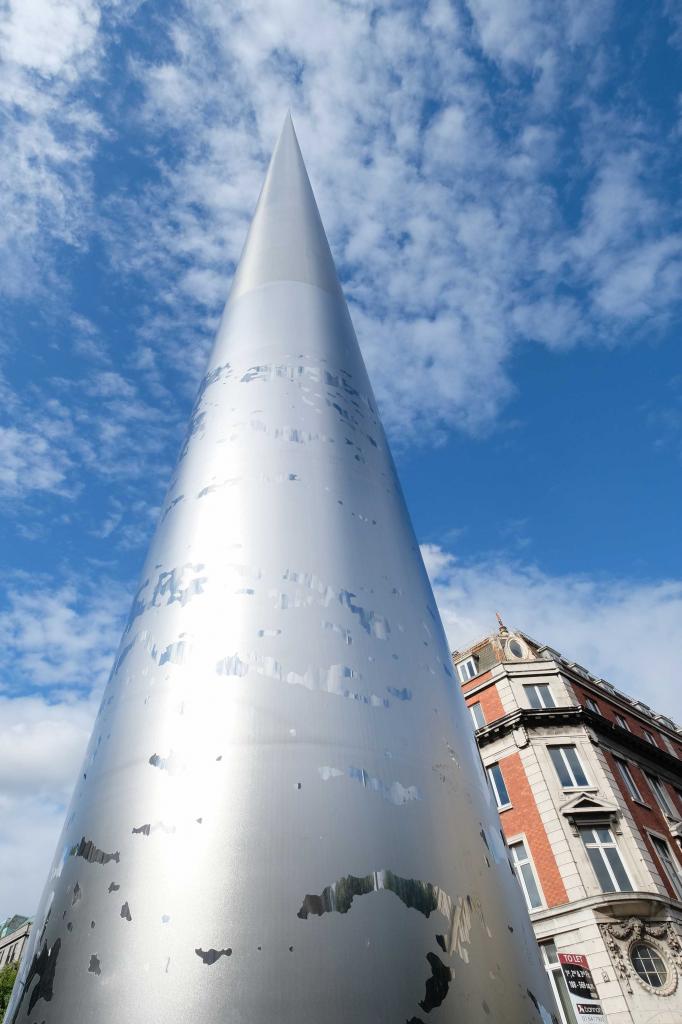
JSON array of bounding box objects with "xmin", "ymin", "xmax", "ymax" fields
[{"xmin": 558, "ymin": 953, "xmax": 606, "ymax": 1024}]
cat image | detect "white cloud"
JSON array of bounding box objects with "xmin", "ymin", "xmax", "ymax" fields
[
  {"xmin": 0, "ymin": 362, "xmax": 180, "ymax": 511},
  {"xmin": 0, "ymin": 563, "xmax": 132, "ymax": 917},
  {"xmin": 0, "ymin": 570, "xmax": 131, "ymax": 918},
  {"xmin": 95, "ymin": 0, "xmax": 678, "ymax": 443},
  {"xmin": 0, "ymin": 577, "xmax": 128, "ymax": 692},
  {"xmin": 0, "ymin": 692, "xmax": 98, "ymax": 919},
  {"xmin": 0, "ymin": 692, "xmax": 96, "ymax": 799},
  {"xmin": 422, "ymin": 543, "xmax": 682, "ymax": 720},
  {"xmin": 0, "ymin": 0, "xmax": 135, "ymax": 298},
  {"xmin": 0, "ymin": 0, "xmax": 100, "ymax": 77},
  {"xmin": 0, "ymin": 425, "xmax": 73, "ymax": 497}
]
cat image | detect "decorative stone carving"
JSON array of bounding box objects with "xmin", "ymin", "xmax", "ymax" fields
[
  {"xmin": 560, "ymin": 793, "xmax": 620, "ymax": 836},
  {"xmin": 600, "ymin": 917, "xmax": 680, "ymax": 997}
]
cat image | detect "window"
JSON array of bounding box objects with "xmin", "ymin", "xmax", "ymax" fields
[
  {"xmin": 456, "ymin": 657, "xmax": 477, "ymax": 682},
  {"xmin": 506, "ymin": 637, "xmax": 526, "ymax": 659},
  {"xmin": 662, "ymin": 734, "xmax": 677, "ymax": 757},
  {"xmin": 540, "ymin": 941, "xmax": 578, "ymax": 1024},
  {"xmin": 585, "ymin": 697, "xmax": 600, "ymax": 714},
  {"xmin": 630, "ymin": 942, "xmax": 668, "ymax": 989},
  {"xmin": 645, "ymin": 774, "xmax": 676, "ymax": 818},
  {"xmin": 509, "ymin": 839, "xmax": 543, "ymax": 909},
  {"xmin": 643, "ymin": 730, "xmax": 658, "ymax": 747},
  {"xmin": 615, "ymin": 714, "xmax": 630, "ymax": 731},
  {"xmin": 549, "ymin": 746, "xmax": 590, "ymax": 788},
  {"xmin": 524, "ymin": 683, "xmax": 556, "ymax": 709},
  {"xmin": 580, "ymin": 826, "xmax": 633, "ymax": 893},
  {"xmin": 469, "ymin": 702, "xmax": 486, "ymax": 730},
  {"xmin": 650, "ymin": 834, "xmax": 682, "ymax": 899},
  {"xmin": 487, "ymin": 763, "xmax": 511, "ymax": 809},
  {"xmin": 615, "ymin": 758, "xmax": 644, "ymax": 802}
]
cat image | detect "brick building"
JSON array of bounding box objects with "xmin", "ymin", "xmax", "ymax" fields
[{"xmin": 455, "ymin": 620, "xmax": 682, "ymax": 1024}]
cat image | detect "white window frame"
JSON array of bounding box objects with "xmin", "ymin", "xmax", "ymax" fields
[
  {"xmin": 469, "ymin": 701, "xmax": 486, "ymax": 730},
  {"xmin": 645, "ymin": 773, "xmax": 677, "ymax": 818},
  {"xmin": 508, "ymin": 835, "xmax": 545, "ymax": 910},
  {"xmin": 524, "ymin": 683, "xmax": 556, "ymax": 709},
  {"xmin": 456, "ymin": 657, "xmax": 477, "ymax": 682},
  {"xmin": 643, "ymin": 729, "xmax": 658, "ymax": 747},
  {"xmin": 614, "ymin": 758, "xmax": 644, "ymax": 803},
  {"xmin": 615, "ymin": 713, "xmax": 630, "ymax": 731},
  {"xmin": 540, "ymin": 942, "xmax": 578, "ymax": 1024},
  {"xmin": 585, "ymin": 697, "xmax": 600, "ymax": 714},
  {"xmin": 548, "ymin": 745, "xmax": 591, "ymax": 789},
  {"xmin": 487, "ymin": 762, "xmax": 512, "ymax": 810},
  {"xmin": 649, "ymin": 831, "xmax": 682, "ymax": 900},
  {"xmin": 580, "ymin": 826, "xmax": 634, "ymax": 893}
]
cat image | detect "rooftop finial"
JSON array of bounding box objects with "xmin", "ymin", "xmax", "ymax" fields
[{"xmin": 496, "ymin": 611, "xmax": 509, "ymax": 635}]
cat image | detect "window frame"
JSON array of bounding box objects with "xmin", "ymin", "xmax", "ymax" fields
[
  {"xmin": 469, "ymin": 701, "xmax": 486, "ymax": 730},
  {"xmin": 645, "ymin": 773, "xmax": 677, "ymax": 818},
  {"xmin": 508, "ymin": 835, "xmax": 545, "ymax": 910},
  {"xmin": 614, "ymin": 713, "xmax": 630, "ymax": 731},
  {"xmin": 523, "ymin": 682, "xmax": 556, "ymax": 709},
  {"xmin": 487, "ymin": 762, "xmax": 512, "ymax": 810},
  {"xmin": 630, "ymin": 941, "xmax": 669, "ymax": 989},
  {"xmin": 649, "ymin": 832, "xmax": 682, "ymax": 900},
  {"xmin": 643, "ymin": 729, "xmax": 659, "ymax": 747},
  {"xmin": 659, "ymin": 733, "xmax": 677, "ymax": 756},
  {"xmin": 548, "ymin": 745, "xmax": 591, "ymax": 789},
  {"xmin": 456, "ymin": 657, "xmax": 478, "ymax": 683},
  {"xmin": 539, "ymin": 942, "xmax": 579, "ymax": 1024},
  {"xmin": 579, "ymin": 825, "xmax": 634, "ymax": 894},
  {"xmin": 584, "ymin": 697, "xmax": 600, "ymax": 714},
  {"xmin": 614, "ymin": 757, "xmax": 644, "ymax": 803}
]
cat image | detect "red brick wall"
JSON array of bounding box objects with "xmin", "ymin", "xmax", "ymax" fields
[
  {"xmin": 497, "ymin": 751, "xmax": 568, "ymax": 908},
  {"xmin": 570, "ymin": 682, "xmax": 677, "ymax": 756},
  {"xmin": 461, "ymin": 669, "xmax": 492, "ymax": 692},
  {"xmin": 464, "ymin": 680, "xmax": 505, "ymax": 726},
  {"xmin": 604, "ymin": 749, "xmax": 682, "ymax": 897}
]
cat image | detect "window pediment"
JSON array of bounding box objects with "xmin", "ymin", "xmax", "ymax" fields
[{"xmin": 560, "ymin": 793, "xmax": 621, "ymax": 834}]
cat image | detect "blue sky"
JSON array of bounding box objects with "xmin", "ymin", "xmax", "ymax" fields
[{"xmin": 0, "ymin": 0, "xmax": 681, "ymax": 917}]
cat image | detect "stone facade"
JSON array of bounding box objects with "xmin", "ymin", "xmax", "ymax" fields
[
  {"xmin": 455, "ymin": 623, "xmax": 682, "ymax": 1024},
  {"xmin": 0, "ymin": 917, "xmax": 31, "ymax": 971}
]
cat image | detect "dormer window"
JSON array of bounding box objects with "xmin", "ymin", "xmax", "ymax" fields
[{"xmin": 456, "ymin": 657, "xmax": 478, "ymax": 683}]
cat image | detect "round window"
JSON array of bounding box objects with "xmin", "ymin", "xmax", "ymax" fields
[
  {"xmin": 630, "ymin": 942, "xmax": 668, "ymax": 989},
  {"xmin": 507, "ymin": 638, "xmax": 525, "ymax": 659}
]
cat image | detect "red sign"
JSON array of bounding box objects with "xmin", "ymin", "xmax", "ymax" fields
[{"xmin": 558, "ymin": 953, "xmax": 605, "ymax": 1024}]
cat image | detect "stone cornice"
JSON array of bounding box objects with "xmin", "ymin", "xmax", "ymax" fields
[{"xmin": 475, "ymin": 705, "xmax": 682, "ymax": 779}]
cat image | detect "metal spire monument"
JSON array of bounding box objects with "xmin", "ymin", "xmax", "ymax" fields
[{"xmin": 8, "ymin": 116, "xmax": 557, "ymax": 1024}]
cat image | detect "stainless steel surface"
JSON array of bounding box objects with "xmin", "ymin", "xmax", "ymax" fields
[{"xmin": 8, "ymin": 114, "xmax": 557, "ymax": 1024}]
